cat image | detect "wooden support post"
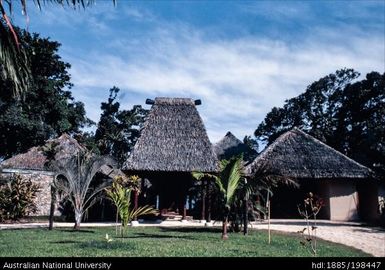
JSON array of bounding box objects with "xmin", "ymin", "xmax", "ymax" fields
[
  {"xmin": 133, "ymin": 190, "xmax": 139, "ymax": 221},
  {"xmin": 268, "ymin": 199, "xmax": 271, "ymax": 244},
  {"xmin": 201, "ymin": 180, "xmax": 206, "ymax": 221},
  {"xmin": 179, "ymin": 198, "xmax": 187, "ymax": 220},
  {"xmin": 206, "ymin": 180, "xmax": 211, "ymax": 222},
  {"xmin": 243, "ymin": 199, "xmax": 248, "ymax": 235}
]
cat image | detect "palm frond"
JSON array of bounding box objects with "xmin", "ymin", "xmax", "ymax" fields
[
  {"xmin": 0, "ymin": 0, "xmax": 116, "ymax": 96},
  {"xmin": 0, "ymin": 20, "xmax": 31, "ymax": 96},
  {"xmin": 225, "ymin": 157, "xmax": 243, "ymax": 206}
]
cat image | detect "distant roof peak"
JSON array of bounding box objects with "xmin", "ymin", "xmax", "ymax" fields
[{"xmin": 225, "ymin": 131, "xmax": 236, "ymax": 137}]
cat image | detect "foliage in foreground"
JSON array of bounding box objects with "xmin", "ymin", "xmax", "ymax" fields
[
  {"xmin": 0, "ymin": 227, "xmax": 370, "ymax": 257},
  {"xmin": 105, "ymin": 176, "xmax": 158, "ymax": 236},
  {"xmin": 0, "ymin": 174, "xmax": 40, "ymax": 221},
  {"xmin": 297, "ymin": 192, "xmax": 325, "ymax": 255},
  {"xmin": 51, "ymin": 150, "xmax": 116, "ymax": 229},
  {"xmin": 0, "ymin": 0, "xmax": 116, "ymax": 96},
  {"xmin": 193, "ymin": 156, "xmax": 244, "ymax": 239}
]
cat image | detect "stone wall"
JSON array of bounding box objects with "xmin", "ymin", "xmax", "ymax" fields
[{"xmin": 1, "ymin": 170, "xmax": 61, "ymax": 216}]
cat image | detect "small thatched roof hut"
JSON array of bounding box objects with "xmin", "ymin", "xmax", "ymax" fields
[
  {"xmin": 214, "ymin": 131, "xmax": 256, "ymax": 161},
  {"xmin": 123, "ymin": 97, "xmax": 218, "ymax": 173},
  {"xmin": 1, "ymin": 134, "xmax": 85, "ymax": 172},
  {"xmin": 246, "ymin": 128, "xmax": 377, "ymax": 221},
  {"xmin": 122, "ymin": 97, "xmax": 218, "ymax": 218},
  {"xmin": 0, "ymin": 134, "xmax": 86, "ymax": 216},
  {"xmin": 0, "ymin": 134, "xmax": 119, "ymax": 218},
  {"xmin": 247, "ymin": 128, "xmax": 371, "ymax": 179}
]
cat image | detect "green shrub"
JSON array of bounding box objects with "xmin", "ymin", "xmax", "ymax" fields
[{"xmin": 0, "ymin": 174, "xmax": 41, "ymax": 221}]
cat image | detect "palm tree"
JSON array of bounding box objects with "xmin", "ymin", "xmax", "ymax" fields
[
  {"xmin": 105, "ymin": 179, "xmax": 158, "ymax": 237},
  {"xmin": 51, "ymin": 150, "xmax": 116, "ymax": 229},
  {"xmin": 193, "ymin": 156, "xmax": 244, "ymax": 240},
  {"xmin": 0, "ymin": 0, "xmax": 116, "ymax": 96}
]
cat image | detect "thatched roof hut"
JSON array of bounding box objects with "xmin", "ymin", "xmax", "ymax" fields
[
  {"xmin": 0, "ymin": 134, "xmax": 87, "ymax": 217},
  {"xmin": 214, "ymin": 131, "xmax": 255, "ymax": 161},
  {"xmin": 1, "ymin": 134, "xmax": 85, "ymax": 171},
  {"xmin": 246, "ymin": 128, "xmax": 371, "ymax": 179},
  {"xmin": 246, "ymin": 128, "xmax": 377, "ymax": 222},
  {"xmin": 123, "ymin": 97, "xmax": 218, "ymax": 173}
]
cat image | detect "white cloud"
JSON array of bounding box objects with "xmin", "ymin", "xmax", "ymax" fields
[
  {"xmin": 16, "ymin": 2, "xmax": 368, "ymax": 145},
  {"xmin": 65, "ymin": 21, "xmax": 384, "ymax": 143}
]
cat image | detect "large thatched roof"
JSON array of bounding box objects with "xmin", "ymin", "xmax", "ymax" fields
[
  {"xmin": 123, "ymin": 97, "xmax": 219, "ymax": 173},
  {"xmin": 1, "ymin": 134, "xmax": 85, "ymax": 171},
  {"xmin": 214, "ymin": 131, "xmax": 255, "ymax": 161},
  {"xmin": 246, "ymin": 128, "xmax": 372, "ymax": 179}
]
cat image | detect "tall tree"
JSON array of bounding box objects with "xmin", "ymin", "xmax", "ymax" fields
[
  {"xmin": 0, "ymin": 0, "xmax": 116, "ymax": 96},
  {"xmin": 0, "ymin": 28, "xmax": 91, "ymax": 159},
  {"xmin": 94, "ymin": 87, "xmax": 148, "ymax": 166},
  {"xmin": 254, "ymin": 69, "xmax": 385, "ymax": 177}
]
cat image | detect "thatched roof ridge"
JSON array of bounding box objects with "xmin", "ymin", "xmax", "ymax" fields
[
  {"xmin": 123, "ymin": 97, "xmax": 219, "ymax": 173},
  {"xmin": 1, "ymin": 134, "xmax": 85, "ymax": 171},
  {"xmin": 214, "ymin": 131, "xmax": 253, "ymax": 160},
  {"xmin": 246, "ymin": 128, "xmax": 372, "ymax": 179}
]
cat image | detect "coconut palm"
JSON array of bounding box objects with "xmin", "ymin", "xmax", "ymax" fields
[
  {"xmin": 193, "ymin": 155, "xmax": 244, "ymax": 240},
  {"xmin": 0, "ymin": 0, "xmax": 116, "ymax": 96},
  {"xmin": 51, "ymin": 150, "xmax": 116, "ymax": 229}
]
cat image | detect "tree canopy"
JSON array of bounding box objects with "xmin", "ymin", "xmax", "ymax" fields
[
  {"xmin": 93, "ymin": 87, "xmax": 149, "ymax": 166},
  {"xmin": 0, "ymin": 28, "xmax": 91, "ymax": 159},
  {"xmin": 254, "ymin": 68, "xmax": 385, "ymax": 178}
]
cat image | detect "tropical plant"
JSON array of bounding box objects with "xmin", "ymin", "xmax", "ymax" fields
[
  {"xmin": 297, "ymin": 192, "xmax": 325, "ymax": 255},
  {"xmin": 193, "ymin": 156, "xmax": 299, "ymax": 241},
  {"xmin": 243, "ymin": 164, "xmax": 299, "ymax": 242},
  {"xmin": 105, "ymin": 178, "xmax": 158, "ymax": 237},
  {"xmin": 50, "ymin": 150, "xmax": 116, "ymax": 229},
  {"xmin": 0, "ymin": 174, "xmax": 40, "ymax": 221},
  {"xmin": 0, "ymin": 0, "xmax": 116, "ymax": 96},
  {"xmin": 193, "ymin": 155, "xmax": 245, "ymax": 240}
]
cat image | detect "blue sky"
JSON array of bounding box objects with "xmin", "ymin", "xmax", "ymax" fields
[{"xmin": 12, "ymin": 0, "xmax": 385, "ymax": 143}]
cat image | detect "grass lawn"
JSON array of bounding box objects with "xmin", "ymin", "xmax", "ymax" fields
[{"xmin": 0, "ymin": 226, "xmax": 370, "ymax": 257}]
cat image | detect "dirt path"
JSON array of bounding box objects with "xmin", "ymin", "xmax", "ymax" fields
[{"xmin": 250, "ymin": 220, "xmax": 385, "ymax": 257}]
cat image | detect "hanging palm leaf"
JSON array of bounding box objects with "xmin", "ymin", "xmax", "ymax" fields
[{"xmin": 0, "ymin": 0, "xmax": 116, "ymax": 96}]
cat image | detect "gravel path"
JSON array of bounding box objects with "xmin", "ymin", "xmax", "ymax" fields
[
  {"xmin": 1, "ymin": 219, "xmax": 384, "ymax": 257},
  {"xmin": 250, "ymin": 219, "xmax": 385, "ymax": 257}
]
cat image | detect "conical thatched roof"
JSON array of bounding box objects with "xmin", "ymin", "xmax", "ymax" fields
[
  {"xmin": 1, "ymin": 134, "xmax": 86, "ymax": 171},
  {"xmin": 123, "ymin": 97, "xmax": 219, "ymax": 173},
  {"xmin": 214, "ymin": 131, "xmax": 254, "ymax": 160},
  {"xmin": 246, "ymin": 128, "xmax": 372, "ymax": 179}
]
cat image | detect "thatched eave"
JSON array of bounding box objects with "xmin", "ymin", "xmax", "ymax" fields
[{"xmin": 246, "ymin": 128, "xmax": 372, "ymax": 179}]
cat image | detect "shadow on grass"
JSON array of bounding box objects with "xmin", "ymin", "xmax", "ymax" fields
[
  {"xmin": 57, "ymin": 229, "xmax": 95, "ymax": 234},
  {"xmin": 50, "ymin": 240, "xmax": 79, "ymax": 244},
  {"xmin": 159, "ymin": 227, "xmax": 222, "ymax": 234},
  {"xmin": 77, "ymin": 240, "xmax": 135, "ymax": 250},
  {"xmin": 130, "ymin": 232, "xmax": 196, "ymax": 240}
]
